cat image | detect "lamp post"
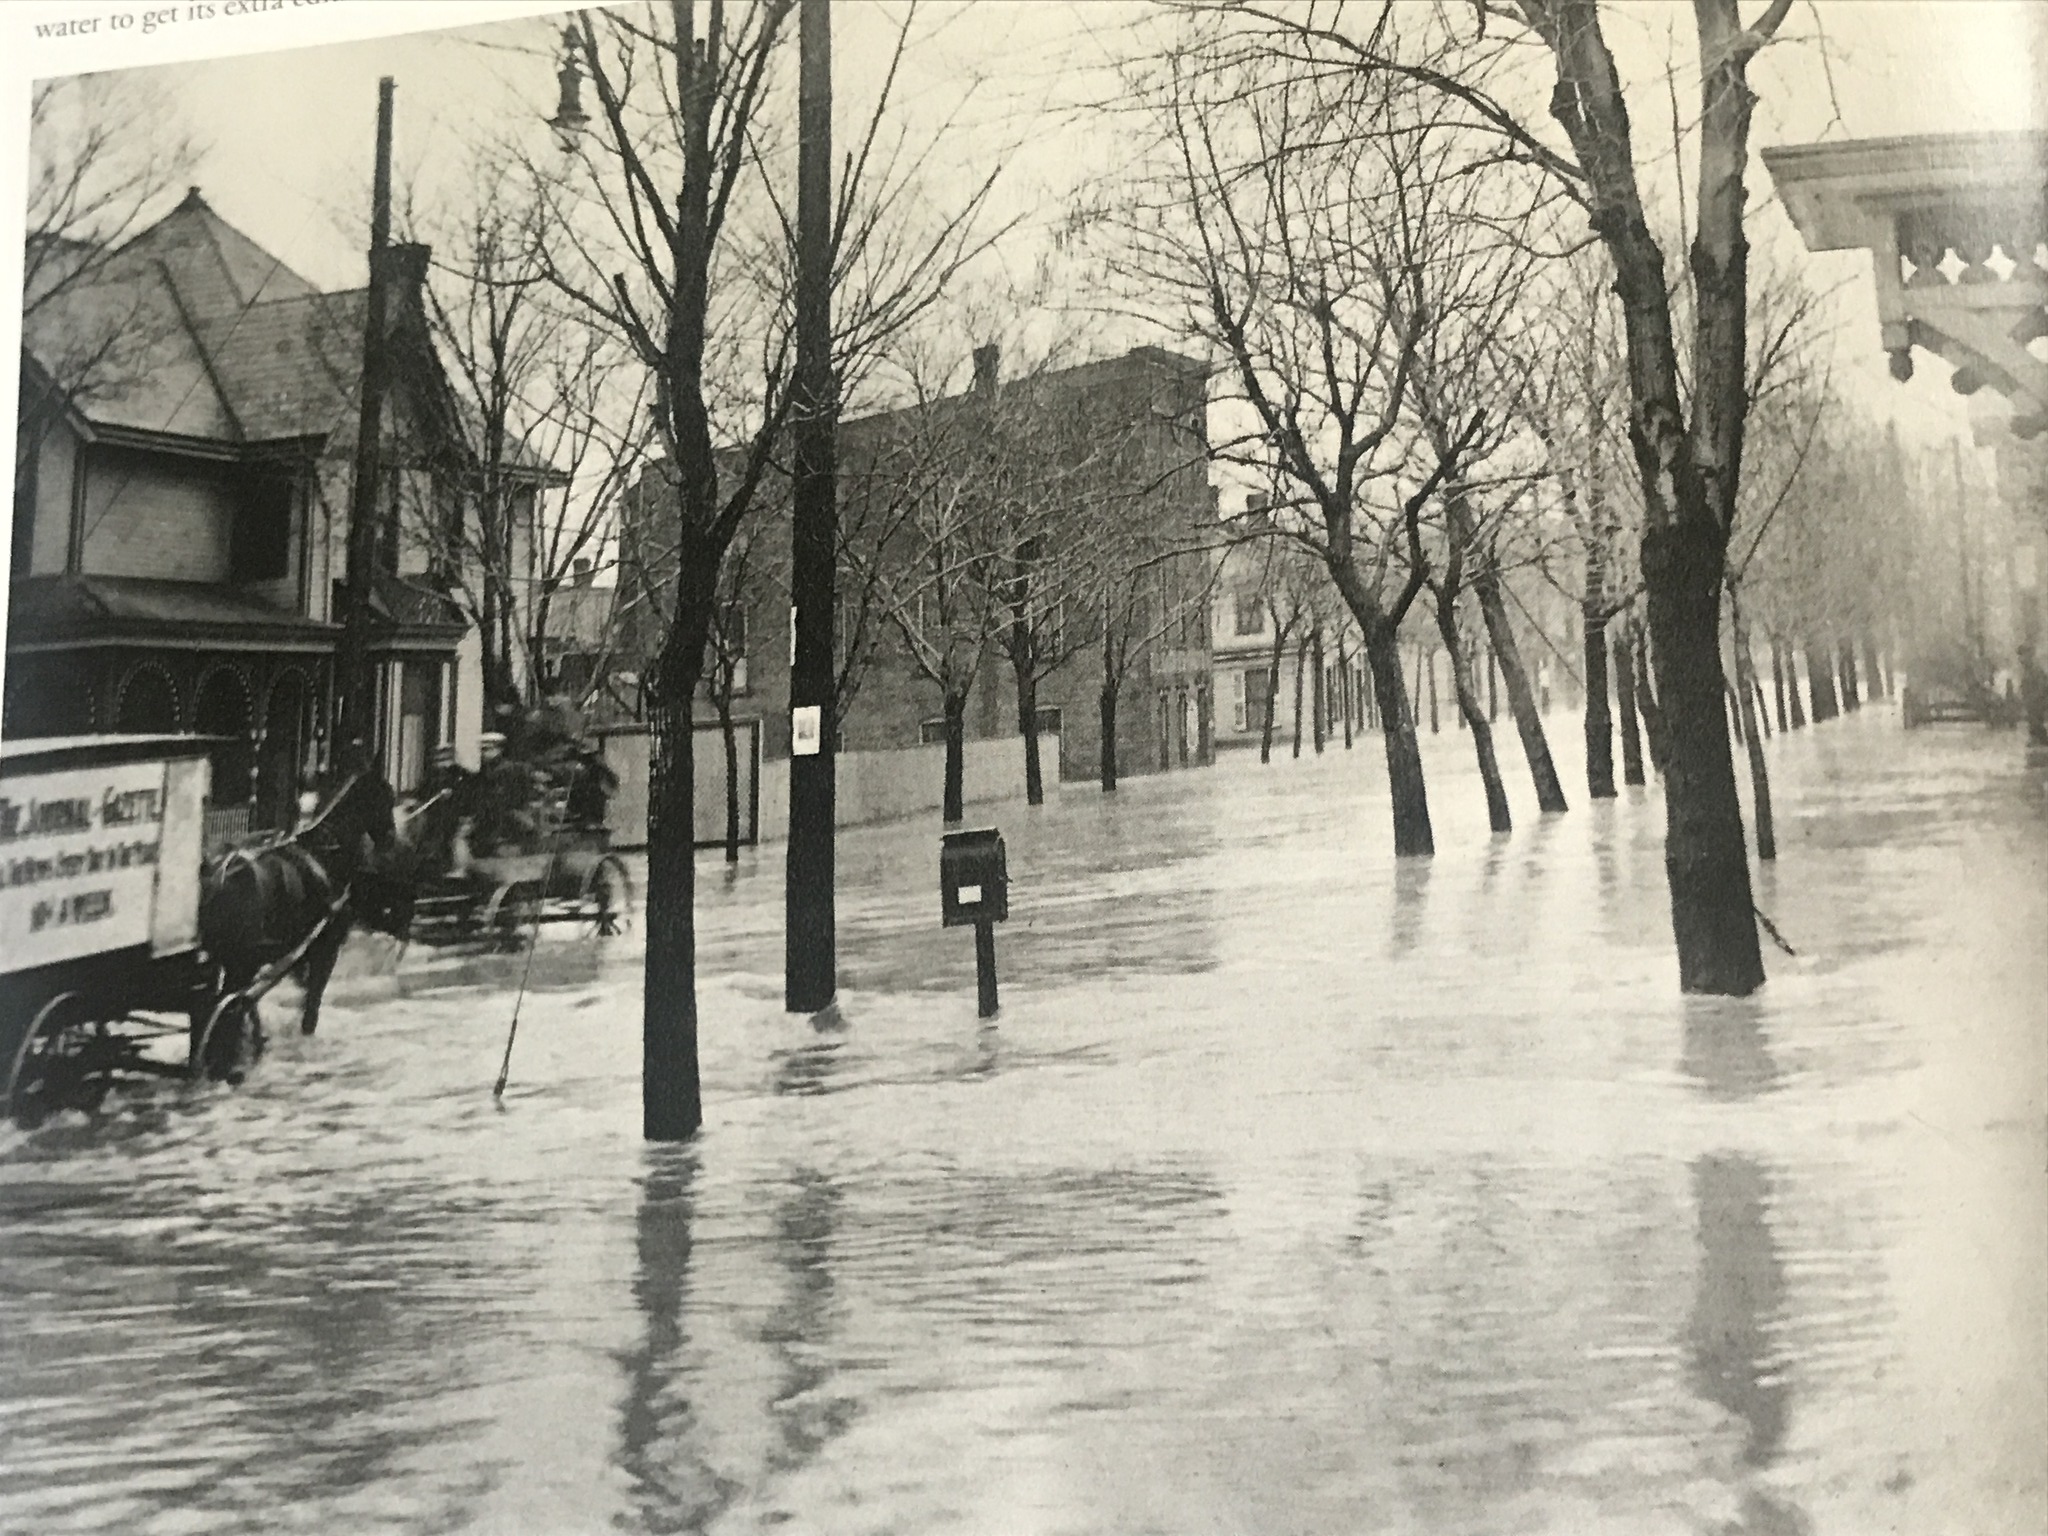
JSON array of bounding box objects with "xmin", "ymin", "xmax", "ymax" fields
[{"xmin": 548, "ymin": 25, "xmax": 589, "ymax": 155}]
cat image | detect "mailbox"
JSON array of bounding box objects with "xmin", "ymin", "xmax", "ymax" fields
[{"xmin": 940, "ymin": 828, "xmax": 1008, "ymax": 928}]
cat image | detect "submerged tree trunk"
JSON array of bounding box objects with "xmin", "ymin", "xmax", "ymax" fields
[
  {"xmin": 1337, "ymin": 633, "xmax": 1354, "ymax": 749},
  {"xmin": 1752, "ymin": 679, "xmax": 1772, "ymax": 738},
  {"xmin": 644, "ymin": 615, "xmax": 710, "ymax": 1143},
  {"xmin": 1863, "ymin": 635, "xmax": 1889, "ymax": 699},
  {"xmin": 1634, "ymin": 626, "xmax": 1671, "ymax": 778},
  {"xmin": 1728, "ymin": 586, "xmax": 1775, "ymax": 861},
  {"xmin": 1725, "ymin": 678, "xmax": 1745, "ymax": 746},
  {"xmin": 1614, "ymin": 628, "xmax": 1646, "ymax": 786},
  {"xmin": 1292, "ymin": 632, "xmax": 1307, "ymax": 758},
  {"xmin": 1099, "ymin": 679, "xmax": 1119, "ymax": 792},
  {"xmin": 716, "ymin": 691, "xmax": 742, "ymax": 863},
  {"xmin": 1805, "ymin": 638, "xmax": 1840, "ymax": 722},
  {"xmin": 1769, "ymin": 637, "xmax": 1789, "ymax": 732},
  {"xmin": 1837, "ymin": 637, "xmax": 1861, "ymax": 711},
  {"xmin": 1260, "ymin": 625, "xmax": 1284, "ymax": 764},
  {"xmin": 1584, "ymin": 601, "xmax": 1616, "ymax": 799},
  {"xmin": 1437, "ymin": 591, "xmax": 1510, "ymax": 833},
  {"xmin": 1311, "ymin": 627, "xmax": 1326, "ymax": 753},
  {"xmin": 1013, "ymin": 657, "xmax": 1044, "ymax": 807},
  {"xmin": 942, "ymin": 689, "xmax": 966, "ymax": 824},
  {"xmin": 1362, "ymin": 622, "xmax": 1433, "ymax": 857},
  {"xmin": 1474, "ymin": 568, "xmax": 1568, "ymax": 814}
]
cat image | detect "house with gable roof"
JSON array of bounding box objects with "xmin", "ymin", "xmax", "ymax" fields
[{"xmin": 9, "ymin": 189, "xmax": 558, "ymax": 838}]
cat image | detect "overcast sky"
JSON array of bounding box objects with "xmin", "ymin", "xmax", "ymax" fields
[{"xmin": 13, "ymin": 1, "xmax": 2048, "ymax": 448}]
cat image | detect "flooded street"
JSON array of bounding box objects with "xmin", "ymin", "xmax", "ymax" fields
[{"xmin": 1, "ymin": 710, "xmax": 2042, "ymax": 1535}]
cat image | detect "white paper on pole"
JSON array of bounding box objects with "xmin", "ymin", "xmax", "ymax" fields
[{"xmin": 792, "ymin": 705, "xmax": 822, "ymax": 756}]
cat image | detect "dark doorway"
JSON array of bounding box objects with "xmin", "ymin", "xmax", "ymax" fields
[
  {"xmin": 194, "ymin": 668, "xmax": 254, "ymax": 808},
  {"xmin": 257, "ymin": 671, "xmax": 309, "ymax": 830}
]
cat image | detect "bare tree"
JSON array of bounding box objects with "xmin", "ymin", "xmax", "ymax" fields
[
  {"xmin": 1115, "ymin": 44, "xmax": 1526, "ymax": 855},
  {"xmin": 19, "ymin": 75, "xmax": 197, "ymax": 515},
  {"xmin": 1217, "ymin": 0, "xmax": 1798, "ymax": 991},
  {"xmin": 533, "ymin": 2, "xmax": 1001, "ymax": 1139}
]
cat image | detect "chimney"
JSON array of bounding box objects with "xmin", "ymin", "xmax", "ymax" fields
[
  {"xmin": 384, "ymin": 241, "xmax": 432, "ymax": 304},
  {"xmin": 972, "ymin": 342, "xmax": 1000, "ymax": 396}
]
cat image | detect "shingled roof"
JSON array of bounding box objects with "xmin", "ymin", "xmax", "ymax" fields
[{"xmin": 18, "ymin": 190, "xmax": 556, "ymax": 475}]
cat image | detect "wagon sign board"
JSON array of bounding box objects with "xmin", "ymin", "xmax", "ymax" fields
[{"xmin": 0, "ymin": 760, "xmax": 170, "ymax": 972}]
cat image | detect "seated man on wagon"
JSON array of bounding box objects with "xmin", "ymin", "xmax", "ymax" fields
[
  {"xmin": 469, "ymin": 731, "xmax": 539, "ymax": 859},
  {"xmin": 408, "ymin": 744, "xmax": 474, "ymax": 876}
]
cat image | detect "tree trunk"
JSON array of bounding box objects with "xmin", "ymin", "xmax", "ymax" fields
[
  {"xmin": 1783, "ymin": 639, "xmax": 1807, "ymax": 728},
  {"xmin": 1474, "ymin": 570, "xmax": 1568, "ymax": 813},
  {"xmin": 1363, "ymin": 622, "xmax": 1433, "ymax": 857},
  {"xmin": 1426, "ymin": 644, "xmax": 1440, "ymax": 733},
  {"xmin": 1260, "ymin": 625, "xmax": 1285, "ymax": 764},
  {"xmin": 644, "ymin": 674, "xmax": 703, "ymax": 1142},
  {"xmin": 1728, "ymin": 589, "xmax": 1775, "ymax": 862},
  {"xmin": 1311, "ymin": 627, "xmax": 1326, "ymax": 753},
  {"xmin": 1487, "ymin": 644, "xmax": 1500, "ymax": 722},
  {"xmin": 1752, "ymin": 678, "xmax": 1772, "ymax": 739},
  {"xmin": 1292, "ymin": 632, "xmax": 1307, "ymax": 758},
  {"xmin": 1437, "ymin": 591, "xmax": 1510, "ymax": 833},
  {"xmin": 1805, "ymin": 638, "xmax": 1840, "ymax": 722},
  {"xmin": 1583, "ymin": 601, "xmax": 1616, "ymax": 799},
  {"xmin": 717, "ymin": 692, "xmax": 742, "ymax": 863},
  {"xmin": 1337, "ymin": 634, "xmax": 1354, "ymax": 749},
  {"xmin": 1643, "ymin": 517, "xmax": 1763, "ymax": 995},
  {"xmin": 1614, "ymin": 628, "xmax": 1646, "ymax": 786},
  {"xmin": 1836, "ymin": 637, "xmax": 1861, "ymax": 711},
  {"xmin": 942, "ymin": 689, "xmax": 966, "ymax": 824},
  {"xmin": 1862, "ymin": 635, "xmax": 1887, "ymax": 700},
  {"xmin": 1634, "ymin": 627, "xmax": 1671, "ymax": 778},
  {"xmin": 1769, "ymin": 637, "xmax": 1789, "ymax": 732},
  {"xmin": 1098, "ymin": 680, "xmax": 1119, "ymax": 792},
  {"xmin": 1725, "ymin": 678, "xmax": 1745, "ymax": 746},
  {"xmin": 1014, "ymin": 658, "xmax": 1044, "ymax": 807}
]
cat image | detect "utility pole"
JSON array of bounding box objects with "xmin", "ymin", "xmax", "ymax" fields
[
  {"xmin": 785, "ymin": 0, "xmax": 837, "ymax": 1013},
  {"xmin": 336, "ymin": 77, "xmax": 396, "ymax": 761}
]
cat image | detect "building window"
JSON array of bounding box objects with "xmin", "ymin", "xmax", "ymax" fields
[
  {"xmin": 1233, "ymin": 590, "xmax": 1264, "ymax": 636},
  {"xmin": 919, "ymin": 717, "xmax": 950, "ymax": 746},
  {"xmin": 231, "ymin": 473, "xmax": 293, "ymax": 583},
  {"xmin": 1027, "ymin": 706, "xmax": 1062, "ymax": 737},
  {"xmin": 1242, "ymin": 666, "xmax": 1273, "ymax": 734}
]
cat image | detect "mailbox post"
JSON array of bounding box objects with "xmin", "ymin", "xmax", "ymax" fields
[{"xmin": 940, "ymin": 828, "xmax": 1008, "ymax": 1018}]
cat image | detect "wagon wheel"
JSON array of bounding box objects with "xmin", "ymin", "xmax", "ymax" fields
[
  {"xmin": 584, "ymin": 855, "xmax": 634, "ymax": 939},
  {"xmin": 484, "ymin": 881, "xmax": 542, "ymax": 952},
  {"xmin": 187, "ymin": 984, "xmax": 258, "ymax": 1085},
  {"xmin": 7, "ymin": 992, "xmax": 118, "ymax": 1126}
]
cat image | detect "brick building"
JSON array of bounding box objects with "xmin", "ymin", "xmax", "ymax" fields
[{"xmin": 615, "ymin": 344, "xmax": 1217, "ymax": 787}]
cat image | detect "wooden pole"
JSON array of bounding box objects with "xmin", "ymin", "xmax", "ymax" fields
[
  {"xmin": 336, "ymin": 79, "xmax": 396, "ymax": 759},
  {"xmin": 785, "ymin": 0, "xmax": 837, "ymax": 1012}
]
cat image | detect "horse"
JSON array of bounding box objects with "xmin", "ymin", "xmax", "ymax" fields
[{"xmin": 194, "ymin": 769, "xmax": 410, "ymax": 1078}]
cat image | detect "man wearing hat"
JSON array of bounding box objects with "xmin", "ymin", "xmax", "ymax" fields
[
  {"xmin": 411, "ymin": 744, "xmax": 473, "ymax": 874},
  {"xmin": 471, "ymin": 730, "xmax": 536, "ymax": 858}
]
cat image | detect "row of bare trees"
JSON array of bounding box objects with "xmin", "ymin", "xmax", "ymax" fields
[{"xmin": 1082, "ymin": 0, "xmax": 1831, "ymax": 996}]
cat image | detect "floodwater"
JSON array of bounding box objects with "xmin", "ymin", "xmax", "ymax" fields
[{"xmin": 1, "ymin": 708, "xmax": 2043, "ymax": 1535}]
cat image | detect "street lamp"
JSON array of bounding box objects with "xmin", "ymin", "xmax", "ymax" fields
[{"xmin": 549, "ymin": 25, "xmax": 590, "ymax": 155}]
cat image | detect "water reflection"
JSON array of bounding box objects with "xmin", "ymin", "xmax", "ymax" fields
[
  {"xmin": 1689, "ymin": 1153, "xmax": 1808, "ymax": 1534},
  {"xmin": 1682, "ymin": 1001, "xmax": 1784, "ymax": 1100},
  {"xmin": 615, "ymin": 1149, "xmax": 734, "ymax": 1535},
  {"xmin": 762, "ymin": 1169, "xmax": 856, "ymax": 1475}
]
